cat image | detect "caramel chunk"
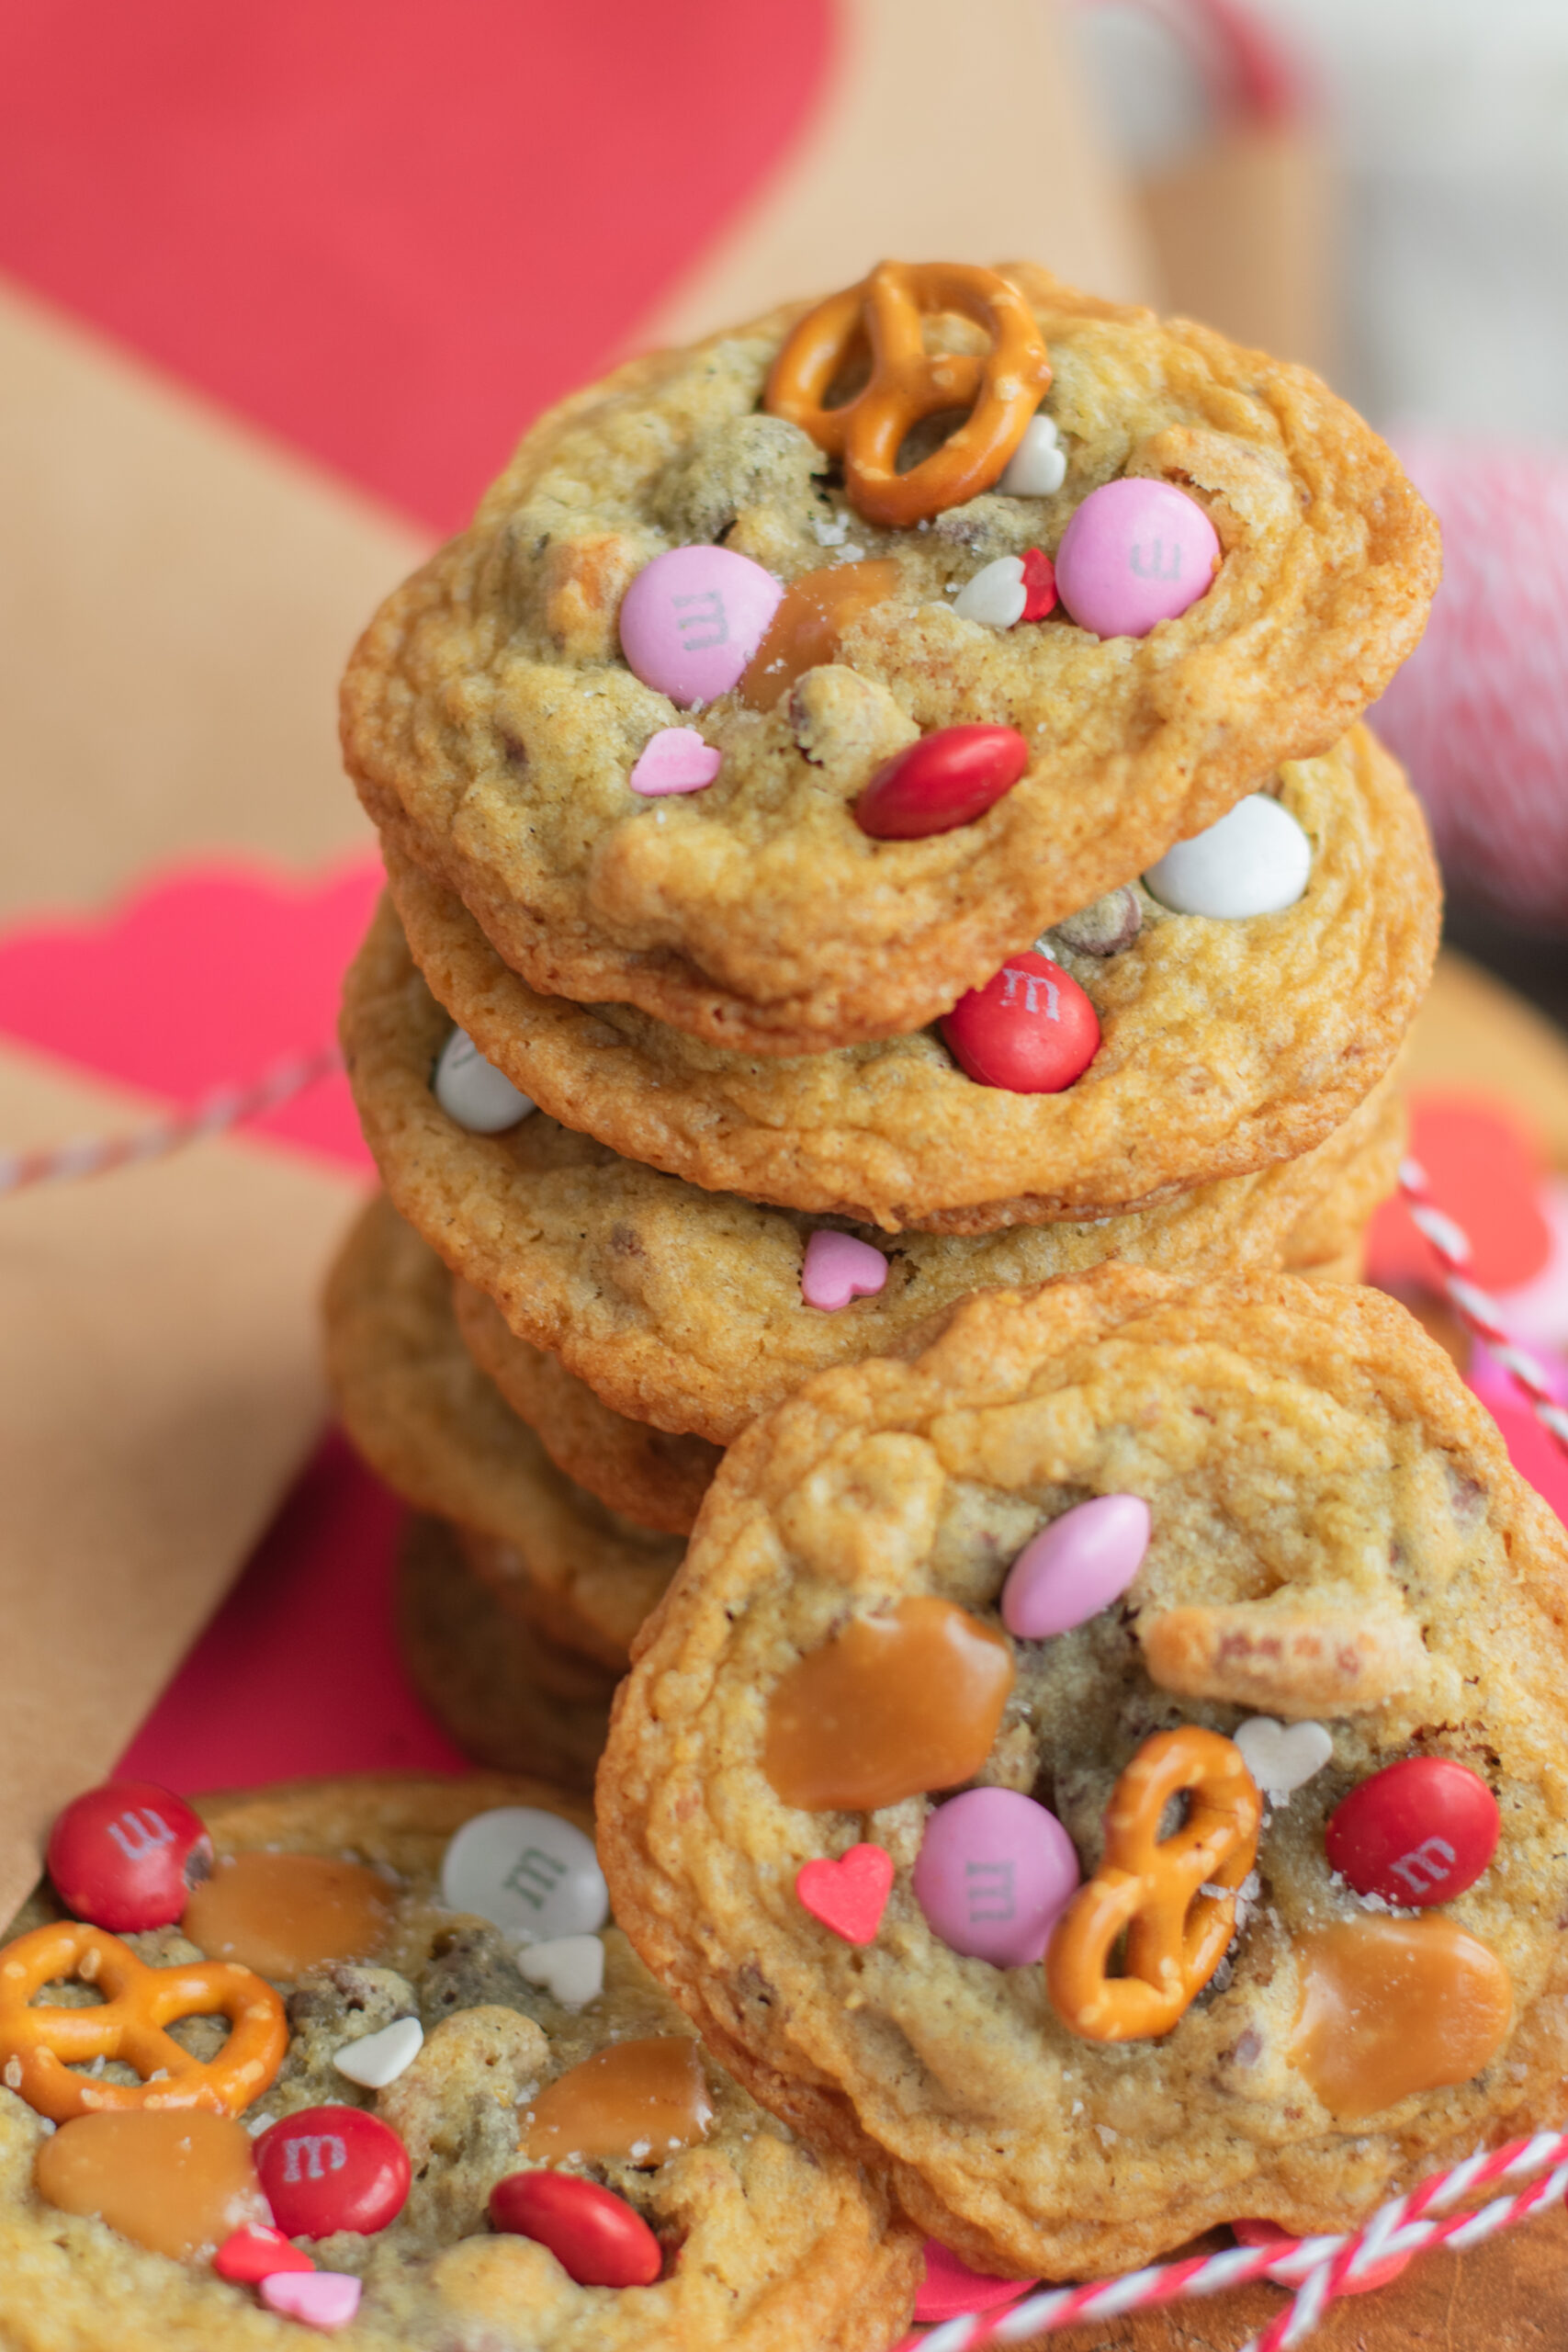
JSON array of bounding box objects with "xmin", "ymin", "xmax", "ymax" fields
[
  {"xmin": 1292, "ymin": 1917, "xmax": 1513, "ymax": 2121},
  {"xmin": 36, "ymin": 2109, "xmax": 267, "ymax": 2259},
  {"xmin": 739, "ymin": 561, "xmax": 899, "ymax": 709},
  {"xmin": 182, "ymin": 1851, "xmax": 393, "ymax": 1981},
  {"xmin": 521, "ymin": 2035, "xmax": 711, "ymax": 2164},
  {"xmin": 764, "ymin": 1596, "xmax": 1013, "ymax": 1811}
]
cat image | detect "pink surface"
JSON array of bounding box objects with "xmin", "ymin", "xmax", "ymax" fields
[
  {"xmin": 117, "ymin": 1432, "xmax": 466, "ymax": 1789},
  {"xmin": 0, "ymin": 0, "xmax": 833, "ymax": 532}
]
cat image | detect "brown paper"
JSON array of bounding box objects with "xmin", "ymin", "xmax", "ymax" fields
[
  {"xmin": 1138, "ymin": 121, "xmax": 1335, "ymax": 379},
  {"xmin": 0, "ymin": 274, "xmax": 423, "ymax": 924},
  {"xmin": 640, "ymin": 0, "xmax": 1156, "ymax": 347},
  {"xmin": 0, "ymin": 1039, "xmax": 362, "ymax": 1926}
]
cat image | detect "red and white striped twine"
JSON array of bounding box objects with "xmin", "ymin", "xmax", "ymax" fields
[
  {"xmin": 918, "ymin": 2129, "xmax": 1568, "ymax": 2350},
  {"xmin": 1396, "ymin": 1153, "xmax": 1568, "ymax": 1459},
  {"xmin": 0, "ymin": 1045, "xmax": 341, "ymax": 1196},
  {"xmin": 3, "ymin": 1061, "xmax": 1567, "ymax": 2343}
]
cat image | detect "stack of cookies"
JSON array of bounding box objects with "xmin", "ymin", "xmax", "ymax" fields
[{"xmin": 327, "ymin": 261, "xmax": 1441, "ymax": 1786}]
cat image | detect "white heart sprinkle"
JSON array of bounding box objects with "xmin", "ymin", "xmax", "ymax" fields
[
  {"xmin": 953, "ymin": 556, "xmax": 1028, "ymax": 628},
  {"xmin": 998, "ymin": 413, "xmax": 1067, "ymax": 497},
  {"xmin": 332, "ymin": 2015, "xmax": 423, "ymax": 2088},
  {"xmin": 1235, "ymin": 1715, "xmax": 1334, "ymax": 1798},
  {"xmin": 516, "ymin": 1934, "xmax": 605, "ymax": 2007}
]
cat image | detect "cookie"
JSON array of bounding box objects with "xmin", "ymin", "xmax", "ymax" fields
[
  {"xmin": 341, "ymin": 264, "xmax": 1438, "ymax": 1055},
  {"xmin": 596, "ymin": 1268, "xmax": 1568, "ymax": 2279},
  {"xmin": 398, "ymin": 1516, "xmax": 618, "ymax": 1786},
  {"xmin": 342, "ymin": 903, "xmax": 1404, "ymax": 1443},
  {"xmin": 324, "ymin": 1193, "xmax": 682, "ymax": 1664},
  {"xmin": 449, "ymin": 1291, "xmax": 720, "ymax": 1537},
  {"xmin": 0, "ymin": 1771, "xmax": 920, "ymax": 2349},
  {"xmin": 383, "ymin": 724, "xmax": 1437, "ymax": 1230}
]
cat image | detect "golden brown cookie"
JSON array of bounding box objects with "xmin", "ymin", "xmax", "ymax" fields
[
  {"xmin": 398, "ymin": 1516, "xmax": 618, "ymax": 1786},
  {"xmin": 384, "ymin": 725, "xmax": 1436, "ymax": 1230},
  {"xmin": 597, "ymin": 1268, "xmax": 1568, "ymax": 2280},
  {"xmin": 0, "ymin": 1771, "xmax": 920, "ymax": 2349},
  {"xmin": 342, "ymin": 266, "xmax": 1438, "ymax": 1055},
  {"xmin": 342, "ymin": 904, "xmax": 1404, "ymax": 1444},
  {"xmin": 450, "ymin": 1290, "xmax": 720, "ymax": 1537},
  {"xmin": 324, "ymin": 1192, "xmax": 682, "ymax": 1664}
]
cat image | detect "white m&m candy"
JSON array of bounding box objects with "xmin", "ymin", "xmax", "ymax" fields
[
  {"xmin": 433, "ymin": 1028, "xmax": 536, "ymax": 1134},
  {"xmin": 440, "ymin": 1807, "xmax": 608, "ymax": 1944},
  {"xmin": 1144, "ymin": 795, "xmax": 1313, "ymax": 919}
]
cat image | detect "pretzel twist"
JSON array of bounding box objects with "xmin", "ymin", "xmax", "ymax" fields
[
  {"xmin": 764, "ymin": 263, "xmax": 1052, "ymax": 527},
  {"xmin": 0, "ymin": 1920, "xmax": 287, "ymax": 2121},
  {"xmin": 1046, "ymin": 1727, "xmax": 1261, "ymax": 2041}
]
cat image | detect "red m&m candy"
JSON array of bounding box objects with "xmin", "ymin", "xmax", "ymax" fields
[
  {"xmin": 47, "ymin": 1781, "xmax": 211, "ymax": 1932},
  {"xmin": 490, "ymin": 2171, "xmax": 662, "ymax": 2288},
  {"xmin": 941, "ymin": 953, "xmax": 1100, "ymax": 1093},
  {"xmin": 254, "ymin": 2107, "xmax": 411, "ymax": 2239},
  {"xmin": 1325, "ymin": 1758, "xmax": 1499, "ymax": 1907},
  {"xmin": 855, "ymin": 725, "xmax": 1029, "ymax": 839}
]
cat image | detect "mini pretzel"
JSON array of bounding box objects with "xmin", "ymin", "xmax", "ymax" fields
[
  {"xmin": 0, "ymin": 1921, "xmax": 287, "ymax": 2122},
  {"xmin": 1045, "ymin": 1727, "xmax": 1261, "ymax": 2043},
  {"xmin": 764, "ymin": 263, "xmax": 1052, "ymax": 527}
]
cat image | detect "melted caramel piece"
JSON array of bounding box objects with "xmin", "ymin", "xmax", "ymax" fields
[
  {"xmin": 1292, "ymin": 1917, "xmax": 1513, "ymax": 2122},
  {"xmin": 521, "ymin": 2036, "xmax": 712, "ymax": 2165},
  {"xmin": 739, "ymin": 560, "xmax": 899, "ymax": 709},
  {"xmin": 36, "ymin": 2109, "xmax": 267, "ymax": 2259},
  {"xmin": 181, "ymin": 1850, "xmax": 392, "ymax": 1981},
  {"xmin": 764, "ymin": 1596, "xmax": 1013, "ymax": 1812}
]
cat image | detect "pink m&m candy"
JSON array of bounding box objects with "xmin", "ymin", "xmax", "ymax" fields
[
  {"xmin": 1001, "ymin": 1495, "xmax": 1151, "ymax": 1639},
  {"xmin": 913, "ymin": 1789, "xmax": 1078, "ymax": 1966},
  {"xmin": 254, "ymin": 2107, "xmax": 411, "ymax": 2239},
  {"xmin": 1325, "ymin": 1758, "xmax": 1500, "ymax": 1907},
  {"xmin": 618, "ymin": 546, "xmax": 784, "ymax": 706},
  {"xmin": 490, "ymin": 2170, "xmax": 662, "ymax": 2289},
  {"xmin": 941, "ymin": 952, "xmax": 1100, "ymax": 1093},
  {"xmin": 47, "ymin": 1781, "xmax": 211, "ymax": 1932},
  {"xmin": 1055, "ymin": 479, "xmax": 1220, "ymax": 639},
  {"xmin": 856, "ymin": 724, "xmax": 1029, "ymax": 840}
]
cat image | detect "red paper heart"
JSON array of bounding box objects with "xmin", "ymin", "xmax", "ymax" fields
[
  {"xmin": 0, "ymin": 857, "xmax": 379, "ymax": 1173},
  {"xmin": 0, "ymin": 0, "xmax": 830, "ymax": 529},
  {"xmin": 1366, "ymin": 1093, "xmax": 1551, "ymax": 1294},
  {"xmin": 795, "ymin": 1844, "xmax": 893, "ymax": 1946},
  {"xmin": 214, "ymin": 2224, "xmax": 314, "ymax": 2284}
]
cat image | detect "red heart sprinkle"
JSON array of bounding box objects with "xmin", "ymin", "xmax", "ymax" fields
[
  {"xmin": 1020, "ymin": 547, "xmax": 1057, "ymax": 621},
  {"xmin": 214, "ymin": 2224, "xmax": 314, "ymax": 2283},
  {"xmin": 795, "ymin": 1844, "xmax": 894, "ymax": 1945}
]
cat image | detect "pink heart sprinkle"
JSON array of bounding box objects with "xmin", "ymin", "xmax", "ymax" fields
[
  {"xmin": 795, "ymin": 1845, "xmax": 894, "ymax": 1945},
  {"xmin": 259, "ymin": 2270, "xmax": 363, "ymax": 2331},
  {"xmin": 801, "ymin": 1229, "xmax": 887, "ymax": 1310},
  {"xmin": 627, "ymin": 727, "xmax": 723, "ymax": 797}
]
